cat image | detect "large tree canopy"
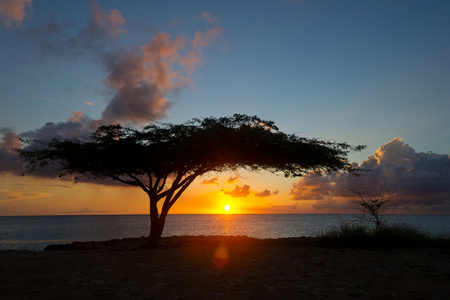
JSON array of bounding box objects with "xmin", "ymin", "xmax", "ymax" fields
[{"xmin": 19, "ymin": 114, "xmax": 365, "ymax": 248}]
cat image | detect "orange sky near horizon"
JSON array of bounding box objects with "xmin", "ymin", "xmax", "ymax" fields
[
  {"xmin": 2, "ymin": 136, "xmax": 450, "ymax": 216},
  {"xmin": 0, "ymin": 170, "xmax": 335, "ymax": 216}
]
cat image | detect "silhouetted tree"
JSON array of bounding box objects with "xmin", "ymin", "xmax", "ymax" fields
[
  {"xmin": 19, "ymin": 114, "xmax": 365, "ymax": 248},
  {"xmin": 348, "ymin": 185, "xmax": 390, "ymax": 229}
]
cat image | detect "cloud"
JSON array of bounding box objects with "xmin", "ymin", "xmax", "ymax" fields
[
  {"xmin": 0, "ymin": 0, "xmax": 33, "ymax": 28},
  {"xmin": 222, "ymin": 185, "xmax": 279, "ymax": 198},
  {"xmin": 226, "ymin": 176, "xmax": 239, "ymax": 184},
  {"xmin": 255, "ymin": 189, "xmax": 279, "ymax": 198},
  {"xmin": 0, "ymin": 190, "xmax": 51, "ymax": 202},
  {"xmin": 21, "ymin": 112, "xmax": 97, "ymax": 142},
  {"xmin": 180, "ymin": 11, "xmax": 222, "ymax": 73},
  {"xmin": 193, "ymin": 12, "xmax": 221, "ymax": 47},
  {"xmin": 0, "ymin": 112, "xmax": 98, "ymax": 177},
  {"xmin": 84, "ymin": 101, "xmax": 94, "ymax": 106},
  {"xmin": 290, "ymin": 175, "xmax": 331, "ymax": 200},
  {"xmin": 0, "ymin": 128, "xmax": 23, "ymax": 175},
  {"xmin": 1, "ymin": 5, "xmax": 222, "ymax": 180},
  {"xmin": 20, "ymin": 0, "xmax": 126, "ymax": 60},
  {"xmin": 66, "ymin": 207, "xmax": 106, "ymax": 214},
  {"xmin": 100, "ymin": 34, "xmax": 185, "ymax": 124},
  {"xmin": 17, "ymin": 2, "xmax": 221, "ymax": 125},
  {"xmin": 101, "ymin": 14, "xmax": 221, "ymax": 124},
  {"xmin": 290, "ymin": 137, "xmax": 450, "ymax": 213},
  {"xmin": 0, "ymin": 127, "xmax": 21, "ymax": 149},
  {"xmin": 201, "ymin": 176, "xmax": 219, "ymax": 185},
  {"xmin": 223, "ymin": 184, "xmax": 251, "ymax": 198},
  {"xmin": 0, "ymin": 112, "xmax": 145, "ymax": 187},
  {"xmin": 88, "ymin": 0, "xmax": 125, "ymax": 40}
]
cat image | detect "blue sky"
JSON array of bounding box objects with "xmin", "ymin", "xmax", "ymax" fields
[
  {"xmin": 1, "ymin": 0, "xmax": 449, "ymax": 215},
  {"xmin": 1, "ymin": 0, "xmax": 449, "ymax": 160}
]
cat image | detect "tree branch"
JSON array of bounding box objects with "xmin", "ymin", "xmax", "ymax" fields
[
  {"xmin": 156, "ymin": 175, "xmax": 167, "ymax": 193},
  {"xmin": 126, "ymin": 173, "xmax": 150, "ymax": 193}
]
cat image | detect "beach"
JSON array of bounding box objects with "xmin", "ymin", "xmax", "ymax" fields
[{"xmin": 1, "ymin": 236, "xmax": 449, "ymax": 299}]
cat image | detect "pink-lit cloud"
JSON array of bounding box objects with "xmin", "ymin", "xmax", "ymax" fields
[
  {"xmin": 88, "ymin": 0, "xmax": 125, "ymax": 40},
  {"xmin": 180, "ymin": 11, "xmax": 222, "ymax": 73},
  {"xmin": 101, "ymin": 33, "xmax": 186, "ymax": 124},
  {"xmin": 0, "ymin": 0, "xmax": 32, "ymax": 28},
  {"xmin": 0, "ymin": 128, "xmax": 22, "ymax": 175},
  {"xmin": 0, "ymin": 128, "xmax": 21, "ymax": 150},
  {"xmin": 290, "ymin": 137, "xmax": 450, "ymax": 213},
  {"xmin": 102, "ymin": 14, "xmax": 221, "ymax": 124}
]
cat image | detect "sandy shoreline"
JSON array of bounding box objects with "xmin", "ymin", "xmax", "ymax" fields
[{"xmin": 1, "ymin": 236, "xmax": 450, "ymax": 299}]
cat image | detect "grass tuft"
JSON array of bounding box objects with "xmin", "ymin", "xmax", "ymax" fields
[{"xmin": 317, "ymin": 222, "xmax": 450, "ymax": 249}]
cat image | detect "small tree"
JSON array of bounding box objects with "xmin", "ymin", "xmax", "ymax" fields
[
  {"xmin": 19, "ymin": 114, "xmax": 364, "ymax": 248},
  {"xmin": 349, "ymin": 185, "xmax": 390, "ymax": 229}
]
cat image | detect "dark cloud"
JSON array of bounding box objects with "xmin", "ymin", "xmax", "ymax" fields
[
  {"xmin": 290, "ymin": 175, "xmax": 331, "ymax": 200},
  {"xmin": 290, "ymin": 137, "xmax": 450, "ymax": 213},
  {"xmin": 19, "ymin": 0, "xmax": 125, "ymax": 60},
  {"xmin": 20, "ymin": 112, "xmax": 97, "ymax": 143},
  {"xmin": 0, "ymin": 113, "xmax": 97, "ymax": 178}
]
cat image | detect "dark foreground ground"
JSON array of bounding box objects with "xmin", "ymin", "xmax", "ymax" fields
[{"xmin": 1, "ymin": 236, "xmax": 449, "ymax": 299}]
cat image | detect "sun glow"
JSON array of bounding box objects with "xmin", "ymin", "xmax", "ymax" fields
[{"xmin": 224, "ymin": 204, "xmax": 231, "ymax": 212}]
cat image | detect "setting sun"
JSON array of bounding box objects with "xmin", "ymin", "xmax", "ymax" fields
[{"xmin": 224, "ymin": 204, "xmax": 231, "ymax": 212}]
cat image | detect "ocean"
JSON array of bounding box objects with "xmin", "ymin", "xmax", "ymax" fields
[{"xmin": 1, "ymin": 214, "xmax": 449, "ymax": 251}]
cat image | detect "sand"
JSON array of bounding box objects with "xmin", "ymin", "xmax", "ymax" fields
[{"xmin": 1, "ymin": 236, "xmax": 449, "ymax": 299}]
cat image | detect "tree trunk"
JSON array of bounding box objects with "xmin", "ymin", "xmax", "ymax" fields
[{"xmin": 139, "ymin": 197, "xmax": 167, "ymax": 249}]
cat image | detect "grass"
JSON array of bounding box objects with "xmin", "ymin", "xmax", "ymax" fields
[{"xmin": 317, "ymin": 222, "xmax": 450, "ymax": 249}]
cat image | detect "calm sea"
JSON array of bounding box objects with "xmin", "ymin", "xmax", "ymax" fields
[{"xmin": 1, "ymin": 214, "xmax": 449, "ymax": 251}]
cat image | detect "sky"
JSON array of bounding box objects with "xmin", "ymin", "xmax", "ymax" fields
[{"xmin": 0, "ymin": 0, "xmax": 449, "ymax": 216}]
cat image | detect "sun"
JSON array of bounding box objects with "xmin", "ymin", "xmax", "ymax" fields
[{"xmin": 224, "ymin": 204, "xmax": 231, "ymax": 212}]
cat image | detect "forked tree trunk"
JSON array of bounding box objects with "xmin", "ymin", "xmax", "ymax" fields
[
  {"xmin": 140, "ymin": 197, "xmax": 167, "ymax": 249},
  {"xmin": 138, "ymin": 174, "xmax": 196, "ymax": 249}
]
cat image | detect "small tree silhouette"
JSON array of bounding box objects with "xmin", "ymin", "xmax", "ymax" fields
[{"xmin": 349, "ymin": 185, "xmax": 390, "ymax": 229}]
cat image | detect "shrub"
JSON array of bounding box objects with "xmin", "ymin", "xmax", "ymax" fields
[
  {"xmin": 372, "ymin": 223, "xmax": 430, "ymax": 247},
  {"xmin": 318, "ymin": 223, "xmax": 371, "ymax": 247},
  {"xmin": 317, "ymin": 222, "xmax": 449, "ymax": 249}
]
